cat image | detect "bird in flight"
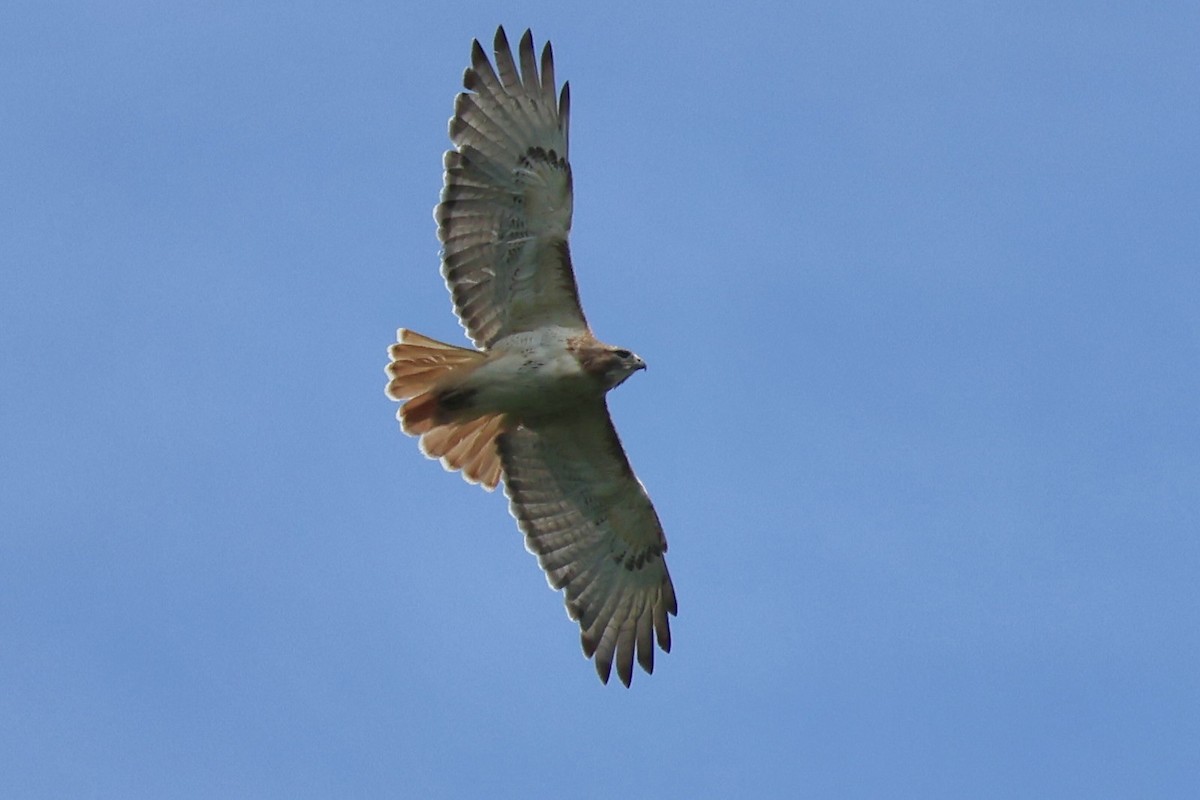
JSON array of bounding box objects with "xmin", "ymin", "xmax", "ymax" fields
[{"xmin": 385, "ymin": 27, "xmax": 677, "ymax": 686}]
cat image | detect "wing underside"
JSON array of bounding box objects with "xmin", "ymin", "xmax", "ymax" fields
[
  {"xmin": 497, "ymin": 403, "xmax": 677, "ymax": 686},
  {"xmin": 438, "ymin": 27, "xmax": 587, "ymax": 349}
]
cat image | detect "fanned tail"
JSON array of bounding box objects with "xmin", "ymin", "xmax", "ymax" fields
[{"xmin": 385, "ymin": 328, "xmax": 506, "ymax": 490}]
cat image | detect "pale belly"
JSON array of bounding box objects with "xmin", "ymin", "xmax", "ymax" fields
[{"xmin": 454, "ymin": 329, "xmax": 597, "ymax": 419}]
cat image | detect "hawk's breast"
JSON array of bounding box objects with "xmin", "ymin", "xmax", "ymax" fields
[{"xmin": 465, "ymin": 328, "xmax": 597, "ymax": 418}]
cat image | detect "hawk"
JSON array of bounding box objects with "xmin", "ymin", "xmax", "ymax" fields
[{"xmin": 385, "ymin": 27, "xmax": 677, "ymax": 686}]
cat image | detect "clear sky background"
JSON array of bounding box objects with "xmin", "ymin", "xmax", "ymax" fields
[{"xmin": 2, "ymin": 2, "xmax": 1198, "ymax": 797}]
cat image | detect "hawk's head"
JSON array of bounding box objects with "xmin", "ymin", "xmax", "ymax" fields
[
  {"xmin": 595, "ymin": 346, "xmax": 646, "ymax": 391},
  {"xmin": 574, "ymin": 342, "xmax": 646, "ymax": 391}
]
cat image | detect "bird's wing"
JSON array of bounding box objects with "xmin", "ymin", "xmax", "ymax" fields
[
  {"xmin": 438, "ymin": 27, "xmax": 586, "ymax": 349},
  {"xmin": 497, "ymin": 402, "xmax": 676, "ymax": 686}
]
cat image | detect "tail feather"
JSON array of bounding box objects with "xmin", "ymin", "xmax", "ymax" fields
[
  {"xmin": 420, "ymin": 413, "xmax": 507, "ymax": 490},
  {"xmin": 386, "ymin": 328, "xmax": 484, "ymax": 399},
  {"xmin": 399, "ymin": 393, "xmax": 440, "ymax": 435},
  {"xmin": 386, "ymin": 328, "xmax": 504, "ymax": 490}
]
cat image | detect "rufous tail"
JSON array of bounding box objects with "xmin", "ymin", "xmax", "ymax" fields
[{"xmin": 385, "ymin": 328, "xmax": 506, "ymax": 490}]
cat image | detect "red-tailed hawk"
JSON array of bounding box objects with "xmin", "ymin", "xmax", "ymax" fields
[{"xmin": 385, "ymin": 27, "xmax": 677, "ymax": 686}]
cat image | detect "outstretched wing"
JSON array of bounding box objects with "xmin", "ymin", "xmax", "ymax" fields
[
  {"xmin": 438, "ymin": 27, "xmax": 587, "ymax": 349},
  {"xmin": 497, "ymin": 403, "xmax": 677, "ymax": 686}
]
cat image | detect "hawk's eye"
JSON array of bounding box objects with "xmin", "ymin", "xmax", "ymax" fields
[{"xmin": 614, "ymin": 349, "xmax": 632, "ymax": 359}]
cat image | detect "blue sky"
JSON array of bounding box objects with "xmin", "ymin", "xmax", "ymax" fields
[{"xmin": 2, "ymin": 2, "xmax": 1198, "ymax": 797}]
